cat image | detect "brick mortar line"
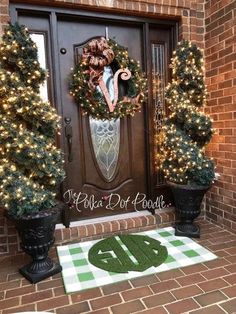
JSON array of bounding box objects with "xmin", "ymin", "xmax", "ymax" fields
[
  {"xmin": 136, "ymin": 0, "xmax": 199, "ymax": 10},
  {"xmin": 206, "ymin": 10, "xmax": 235, "ymax": 26},
  {"xmin": 200, "ymin": 267, "xmax": 231, "ymax": 280},
  {"xmin": 205, "ymin": 2, "xmax": 236, "ymax": 20},
  {"xmin": 219, "ymin": 288, "xmax": 233, "ymax": 300},
  {"xmin": 169, "ymin": 289, "xmax": 177, "ymax": 301},
  {"xmin": 163, "ymin": 284, "xmax": 234, "ymax": 313},
  {"xmin": 225, "ymin": 255, "xmax": 236, "ymax": 263},
  {"xmin": 87, "ymin": 291, "xmax": 125, "ymax": 312},
  {"xmin": 139, "ymin": 289, "xmax": 179, "ymax": 309},
  {"xmin": 202, "ymin": 259, "xmax": 227, "ymax": 270},
  {"xmin": 68, "ymin": 294, "xmax": 72, "ymax": 305},
  {"xmin": 97, "ymin": 1, "xmax": 199, "ymax": 16},
  {"xmin": 128, "ymin": 278, "xmax": 135, "ymax": 289},
  {"xmin": 131, "ymin": 218, "xmax": 137, "ymax": 228},
  {"xmin": 3, "ymin": 285, "xmax": 36, "ymax": 300},
  {"xmin": 187, "ymin": 300, "xmax": 229, "ymax": 313},
  {"xmin": 149, "ymin": 278, "xmax": 207, "ymax": 298},
  {"xmin": 165, "ymin": 308, "xmax": 171, "ymax": 314},
  {"xmin": 197, "ymin": 294, "xmax": 227, "ymax": 313},
  {"xmin": 128, "ymin": 273, "xmax": 160, "ymax": 289},
  {"xmin": 222, "ymin": 264, "xmax": 234, "ymax": 275},
  {"xmin": 38, "ymin": 284, "xmax": 64, "ymax": 295},
  {"xmin": 84, "ymin": 307, "xmax": 111, "ymax": 314},
  {"xmin": 87, "ymin": 298, "xmax": 92, "ymax": 312},
  {"xmin": 68, "ymin": 288, "xmax": 104, "ymax": 305},
  {"xmin": 156, "ymin": 268, "xmax": 185, "ymax": 281},
  {"xmin": 191, "ymin": 283, "xmax": 205, "ymax": 295},
  {"xmin": 20, "ymin": 278, "xmax": 28, "ymax": 288},
  {"xmin": 100, "ymin": 286, "xmax": 105, "ymax": 297},
  {"xmin": 191, "ymin": 293, "xmax": 205, "ymax": 309},
  {"xmin": 36, "ymin": 295, "xmax": 70, "ymax": 312},
  {"xmin": 222, "ymin": 274, "xmax": 235, "ymax": 285},
  {"xmin": 167, "ymin": 273, "xmax": 207, "ymax": 287},
  {"xmin": 193, "ymin": 295, "xmax": 234, "ymax": 309},
  {"xmin": 0, "ymin": 296, "xmax": 21, "ymax": 311},
  {"xmin": 187, "ymin": 8, "xmax": 191, "ymax": 40},
  {"xmin": 51, "ymin": 287, "xmax": 57, "ymax": 298},
  {"xmin": 122, "ymin": 219, "xmax": 128, "ymax": 229},
  {"xmin": 0, "ymin": 302, "xmax": 37, "ymax": 314},
  {"xmin": 205, "ymin": 256, "xmax": 232, "ymax": 268},
  {"xmin": 162, "ymin": 293, "xmax": 192, "ymax": 313},
  {"xmin": 118, "ymin": 290, "xmax": 125, "ymax": 303},
  {"xmin": 137, "ymin": 298, "xmax": 148, "ymax": 311},
  {"xmin": 108, "ymin": 307, "xmax": 113, "ymax": 314},
  {"xmin": 218, "ymin": 302, "xmax": 233, "ymax": 314}
]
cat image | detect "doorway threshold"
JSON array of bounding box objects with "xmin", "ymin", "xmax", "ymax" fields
[
  {"xmin": 56, "ymin": 210, "xmax": 152, "ymax": 229},
  {"xmin": 54, "ymin": 208, "xmax": 176, "ymax": 246}
]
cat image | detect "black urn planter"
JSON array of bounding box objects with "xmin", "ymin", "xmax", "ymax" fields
[
  {"xmin": 168, "ymin": 182, "xmax": 210, "ymax": 238},
  {"xmin": 12, "ymin": 207, "xmax": 62, "ymax": 284}
]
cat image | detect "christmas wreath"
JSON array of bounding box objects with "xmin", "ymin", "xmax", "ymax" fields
[{"xmin": 69, "ymin": 37, "xmax": 147, "ymax": 120}]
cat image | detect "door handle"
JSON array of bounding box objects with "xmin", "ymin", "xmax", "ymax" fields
[{"xmin": 65, "ymin": 117, "xmax": 73, "ymax": 162}]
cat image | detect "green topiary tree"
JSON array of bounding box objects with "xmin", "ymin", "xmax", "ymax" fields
[
  {"xmin": 159, "ymin": 40, "xmax": 215, "ymax": 186},
  {"xmin": 0, "ymin": 23, "xmax": 65, "ymax": 217}
]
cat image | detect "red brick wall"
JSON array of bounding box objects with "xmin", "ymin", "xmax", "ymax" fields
[
  {"xmin": 205, "ymin": 0, "xmax": 236, "ymax": 232},
  {"xmin": 0, "ymin": 0, "xmax": 9, "ymax": 35}
]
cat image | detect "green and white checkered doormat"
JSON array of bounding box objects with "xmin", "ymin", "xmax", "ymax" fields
[{"xmin": 57, "ymin": 227, "xmax": 217, "ymax": 293}]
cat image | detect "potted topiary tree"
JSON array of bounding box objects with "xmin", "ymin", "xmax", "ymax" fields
[
  {"xmin": 159, "ymin": 40, "xmax": 215, "ymax": 238},
  {"xmin": 0, "ymin": 23, "xmax": 65, "ymax": 283}
]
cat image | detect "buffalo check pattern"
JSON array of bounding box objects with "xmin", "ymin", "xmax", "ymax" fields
[{"xmin": 57, "ymin": 227, "xmax": 217, "ymax": 293}]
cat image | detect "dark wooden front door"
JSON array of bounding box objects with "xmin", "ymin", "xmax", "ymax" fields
[
  {"xmin": 10, "ymin": 4, "xmax": 177, "ymax": 222},
  {"xmin": 58, "ymin": 20, "xmax": 147, "ymax": 219}
]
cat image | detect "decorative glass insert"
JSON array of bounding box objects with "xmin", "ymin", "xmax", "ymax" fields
[
  {"xmin": 89, "ymin": 118, "xmax": 120, "ymax": 181},
  {"xmin": 89, "ymin": 66, "xmax": 120, "ymax": 181},
  {"xmin": 152, "ymin": 44, "xmax": 166, "ymax": 185},
  {"xmin": 30, "ymin": 33, "xmax": 48, "ymax": 102}
]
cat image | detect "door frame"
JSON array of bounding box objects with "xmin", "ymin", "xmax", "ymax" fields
[{"xmin": 10, "ymin": 3, "xmax": 179, "ymax": 220}]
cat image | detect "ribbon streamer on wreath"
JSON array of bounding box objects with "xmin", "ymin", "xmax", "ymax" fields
[{"xmin": 99, "ymin": 68, "xmax": 131, "ymax": 112}]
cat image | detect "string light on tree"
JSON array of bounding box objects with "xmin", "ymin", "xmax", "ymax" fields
[
  {"xmin": 0, "ymin": 23, "xmax": 65, "ymax": 216},
  {"xmin": 159, "ymin": 40, "xmax": 215, "ymax": 186}
]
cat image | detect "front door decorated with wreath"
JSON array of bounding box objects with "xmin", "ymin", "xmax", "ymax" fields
[
  {"xmin": 12, "ymin": 6, "xmax": 176, "ymax": 221},
  {"xmin": 59, "ymin": 21, "xmax": 148, "ymax": 220}
]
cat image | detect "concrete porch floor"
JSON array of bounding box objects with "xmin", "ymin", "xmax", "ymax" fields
[{"xmin": 0, "ymin": 220, "xmax": 236, "ymax": 314}]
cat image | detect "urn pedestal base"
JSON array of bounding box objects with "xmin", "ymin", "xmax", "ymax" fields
[
  {"xmin": 174, "ymin": 222, "xmax": 200, "ymax": 238},
  {"xmin": 20, "ymin": 257, "xmax": 62, "ymax": 284}
]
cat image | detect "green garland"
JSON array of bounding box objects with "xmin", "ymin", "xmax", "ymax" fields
[{"xmin": 69, "ymin": 39, "xmax": 147, "ymax": 120}]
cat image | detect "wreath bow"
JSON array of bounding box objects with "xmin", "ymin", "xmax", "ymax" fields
[{"xmin": 82, "ymin": 37, "xmax": 114, "ymax": 90}]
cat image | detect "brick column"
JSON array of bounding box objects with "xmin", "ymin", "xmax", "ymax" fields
[
  {"xmin": 0, "ymin": 0, "xmax": 9, "ymax": 36},
  {"xmin": 205, "ymin": 0, "xmax": 236, "ymax": 232}
]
